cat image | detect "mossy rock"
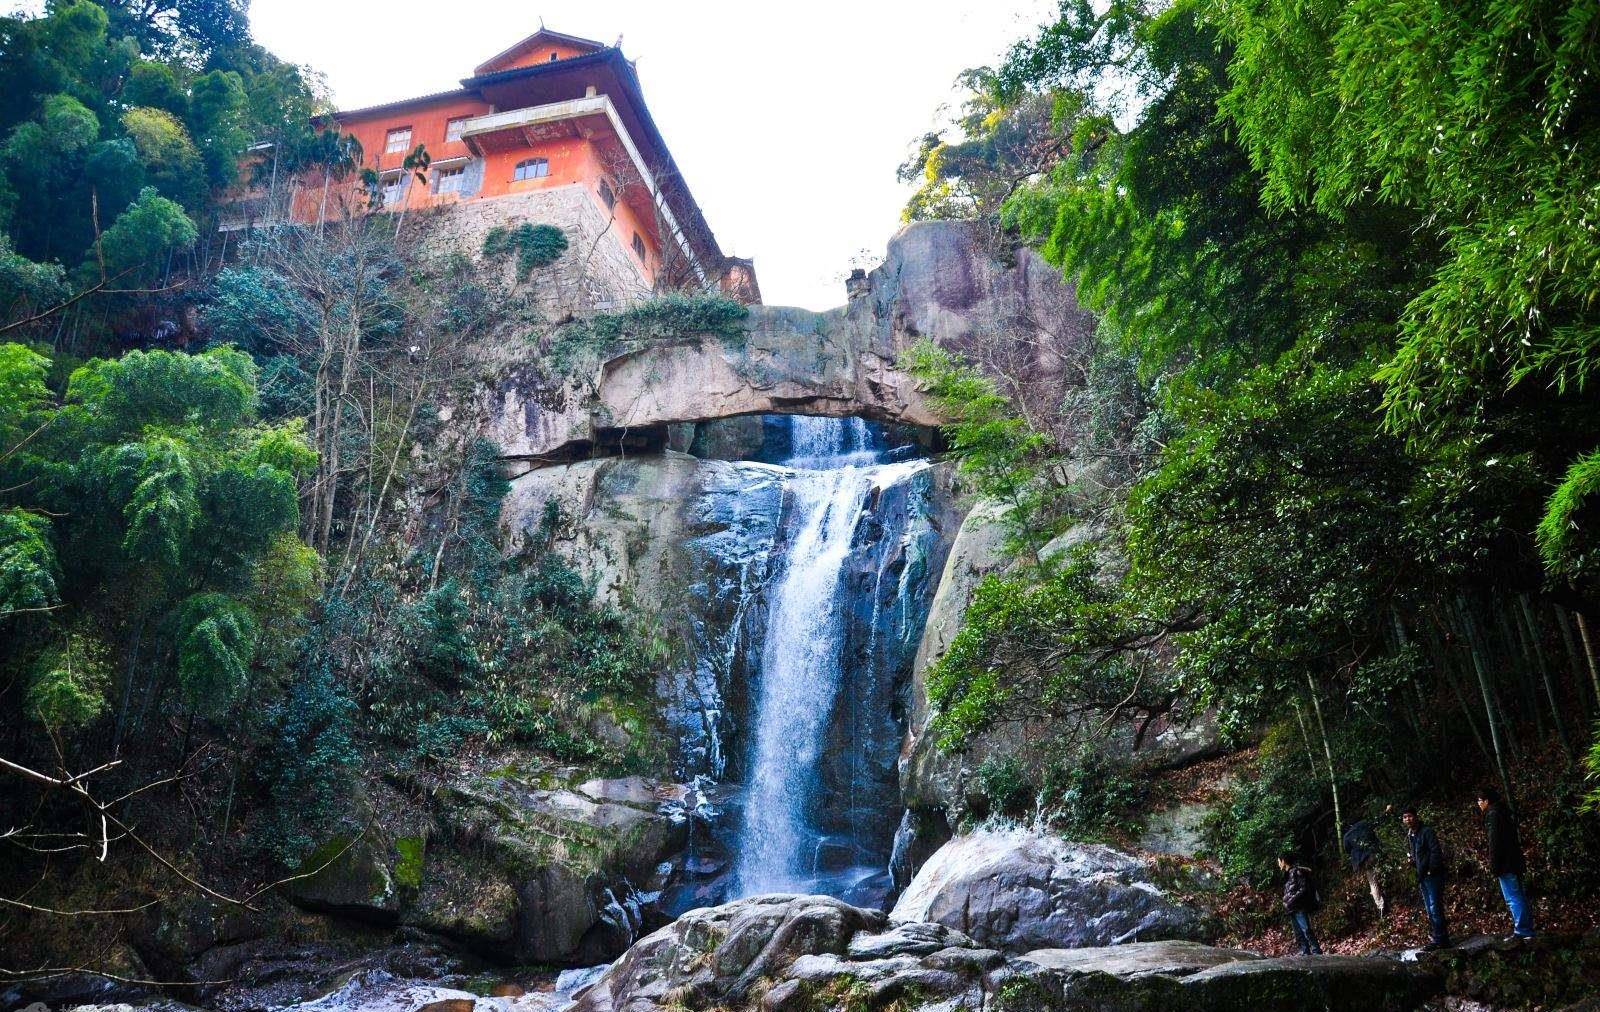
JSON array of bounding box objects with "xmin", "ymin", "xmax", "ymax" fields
[
  {"xmin": 403, "ymin": 847, "xmax": 518, "ymax": 951},
  {"xmin": 283, "ymin": 830, "xmax": 401, "ymax": 923}
]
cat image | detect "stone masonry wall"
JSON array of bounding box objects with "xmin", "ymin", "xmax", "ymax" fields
[{"xmin": 409, "ymin": 183, "xmax": 654, "ymax": 315}]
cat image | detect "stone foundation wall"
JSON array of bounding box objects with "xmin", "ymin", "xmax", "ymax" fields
[{"xmin": 408, "ymin": 184, "xmax": 654, "ymax": 315}]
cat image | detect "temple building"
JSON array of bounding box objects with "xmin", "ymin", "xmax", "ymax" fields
[{"xmin": 234, "ymin": 28, "xmax": 759, "ymax": 305}]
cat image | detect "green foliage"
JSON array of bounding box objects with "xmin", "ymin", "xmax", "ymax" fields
[
  {"xmin": 26, "ymin": 625, "xmax": 112, "ymax": 730},
  {"xmin": 903, "ymin": 339, "xmax": 1060, "ymax": 547},
  {"xmin": 177, "ymin": 591, "xmax": 258, "ymax": 716},
  {"xmin": 0, "ymin": 342, "xmax": 50, "ymax": 439},
  {"xmin": 121, "ymin": 106, "xmax": 199, "ymax": 172},
  {"xmin": 899, "ymin": 67, "xmax": 1066, "ymax": 222},
  {"xmin": 974, "ymin": 753, "xmax": 1031, "ymax": 816},
  {"xmin": 1538, "ymin": 451, "xmax": 1600, "ymax": 579},
  {"xmin": 2, "ymin": 342, "xmax": 313, "ymax": 754},
  {"xmin": 255, "ymin": 665, "xmax": 359, "ymax": 863},
  {"xmin": 0, "ymin": 233, "xmax": 68, "ymax": 314},
  {"xmin": 546, "ymin": 292, "xmax": 748, "ymax": 374},
  {"xmin": 482, "ymin": 222, "xmax": 568, "ymax": 280},
  {"xmin": 0, "ymin": 508, "xmax": 58, "ymax": 615},
  {"xmin": 1042, "ymin": 742, "xmax": 1143, "ymax": 840},
  {"xmin": 0, "ymin": 0, "xmax": 315, "ymax": 331},
  {"xmin": 66, "ymin": 344, "xmax": 255, "ymax": 437},
  {"xmin": 113, "ymin": 434, "xmax": 197, "ymax": 567},
  {"xmin": 89, "ymin": 186, "xmax": 197, "ymax": 281},
  {"xmin": 928, "ymin": 551, "xmax": 1155, "ymax": 750},
  {"xmin": 905, "ymin": 0, "xmax": 1600, "ymax": 886}
]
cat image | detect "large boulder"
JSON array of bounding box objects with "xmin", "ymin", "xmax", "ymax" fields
[
  {"xmin": 428, "ymin": 772, "xmax": 688, "ymax": 964},
  {"xmin": 889, "ymin": 828, "xmax": 1210, "ymax": 953},
  {"xmin": 569, "ymin": 894, "xmax": 884, "ymax": 1012},
  {"xmin": 565, "ymin": 896, "xmax": 1439, "ymax": 1012},
  {"xmin": 1015, "ymin": 942, "xmax": 1441, "ymax": 1012}
]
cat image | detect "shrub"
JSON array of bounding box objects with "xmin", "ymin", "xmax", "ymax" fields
[
  {"xmin": 483, "ymin": 223, "xmax": 568, "ymax": 280},
  {"xmin": 545, "ymin": 292, "xmax": 748, "ymax": 373},
  {"xmin": 1042, "ymin": 742, "xmax": 1143, "ymax": 840},
  {"xmin": 975, "ymin": 753, "xmax": 1032, "ymax": 816},
  {"xmin": 255, "ymin": 665, "xmax": 359, "ymax": 864}
]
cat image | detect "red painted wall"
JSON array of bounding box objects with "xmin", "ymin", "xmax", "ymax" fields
[{"xmin": 289, "ymin": 98, "xmax": 662, "ymax": 280}]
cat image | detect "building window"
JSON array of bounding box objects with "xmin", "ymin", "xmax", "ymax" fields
[
  {"xmin": 385, "ymin": 127, "xmax": 412, "ymax": 154},
  {"xmin": 549, "ymin": 52, "xmax": 559, "ymax": 61},
  {"xmin": 598, "ymin": 178, "xmax": 615, "ymax": 210},
  {"xmin": 445, "ymin": 117, "xmax": 467, "ymax": 142},
  {"xmin": 436, "ymin": 166, "xmax": 466, "ymax": 194},
  {"xmin": 513, "ymin": 157, "xmax": 549, "ymax": 181},
  {"xmin": 632, "ymin": 232, "xmax": 647, "ymax": 260},
  {"xmin": 380, "ymin": 174, "xmax": 404, "ymax": 206}
]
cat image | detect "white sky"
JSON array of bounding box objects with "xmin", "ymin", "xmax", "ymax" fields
[{"xmin": 242, "ymin": 0, "xmax": 1055, "ymax": 309}]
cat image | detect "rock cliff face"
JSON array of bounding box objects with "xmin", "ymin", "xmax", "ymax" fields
[{"xmin": 489, "ymin": 220, "xmax": 1090, "ymax": 467}]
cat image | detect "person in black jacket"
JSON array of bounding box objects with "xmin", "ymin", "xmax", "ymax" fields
[
  {"xmin": 1277, "ymin": 852, "xmax": 1323, "ymax": 955},
  {"xmin": 1343, "ymin": 818, "xmax": 1387, "ymax": 917},
  {"xmin": 1401, "ymin": 805, "xmax": 1452, "ymax": 949},
  {"xmin": 1477, "ymin": 786, "xmax": 1536, "ymax": 940}
]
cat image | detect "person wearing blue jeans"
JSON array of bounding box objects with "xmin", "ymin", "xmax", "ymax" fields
[
  {"xmin": 1478, "ymin": 786, "xmax": 1536, "ymax": 940},
  {"xmin": 1278, "ymin": 852, "xmax": 1323, "ymax": 955},
  {"xmin": 1402, "ymin": 805, "xmax": 1452, "ymax": 950}
]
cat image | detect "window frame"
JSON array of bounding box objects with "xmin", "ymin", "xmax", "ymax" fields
[
  {"xmin": 598, "ymin": 178, "xmax": 616, "ymax": 210},
  {"xmin": 445, "ymin": 117, "xmax": 468, "ymax": 143},
  {"xmin": 512, "ymin": 157, "xmax": 550, "ymax": 182},
  {"xmin": 384, "ymin": 126, "xmax": 413, "ymax": 154},
  {"xmin": 631, "ymin": 232, "xmax": 647, "ymax": 261},
  {"xmin": 379, "ymin": 172, "xmax": 405, "ymax": 206},
  {"xmin": 435, "ymin": 165, "xmax": 466, "ymax": 194}
]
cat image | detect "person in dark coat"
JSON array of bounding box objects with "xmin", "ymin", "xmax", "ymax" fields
[
  {"xmin": 1401, "ymin": 805, "xmax": 1451, "ymax": 950},
  {"xmin": 1343, "ymin": 818, "xmax": 1387, "ymax": 917},
  {"xmin": 1277, "ymin": 852, "xmax": 1323, "ymax": 955},
  {"xmin": 1477, "ymin": 785, "xmax": 1536, "ymax": 940}
]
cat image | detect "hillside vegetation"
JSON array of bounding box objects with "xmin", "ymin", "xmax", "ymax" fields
[{"xmin": 901, "ymin": 0, "xmax": 1600, "ymax": 940}]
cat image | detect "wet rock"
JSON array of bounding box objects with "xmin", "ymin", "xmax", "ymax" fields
[
  {"xmin": 0, "ymin": 945, "xmax": 156, "ymax": 1009},
  {"xmin": 128, "ymin": 895, "xmax": 268, "ymax": 982},
  {"xmin": 570, "ymin": 894, "xmax": 883, "ymax": 1011},
  {"xmin": 890, "ymin": 827, "xmax": 1210, "ymax": 952},
  {"xmin": 568, "ymin": 895, "xmax": 1439, "ymax": 1012},
  {"xmin": 888, "ymin": 805, "xmax": 951, "ymax": 895},
  {"xmin": 1021, "ymin": 938, "xmax": 1258, "ymax": 977},
  {"xmin": 1415, "ymin": 931, "xmax": 1600, "ymax": 1010},
  {"xmin": 846, "ymin": 919, "xmax": 976, "ymax": 959},
  {"xmin": 428, "ymin": 770, "xmax": 687, "ymax": 964}
]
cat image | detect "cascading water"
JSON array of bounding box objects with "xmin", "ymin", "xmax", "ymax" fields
[{"xmin": 730, "ymin": 416, "xmax": 935, "ymax": 899}]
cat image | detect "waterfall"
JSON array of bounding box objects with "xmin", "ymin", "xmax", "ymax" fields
[{"xmin": 732, "ymin": 416, "xmax": 933, "ymax": 898}]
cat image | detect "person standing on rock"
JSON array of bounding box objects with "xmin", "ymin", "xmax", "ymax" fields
[
  {"xmin": 1277, "ymin": 852, "xmax": 1323, "ymax": 955},
  {"xmin": 1477, "ymin": 786, "xmax": 1537, "ymax": 941},
  {"xmin": 1343, "ymin": 817, "xmax": 1387, "ymax": 918},
  {"xmin": 1401, "ymin": 805, "xmax": 1452, "ymax": 950}
]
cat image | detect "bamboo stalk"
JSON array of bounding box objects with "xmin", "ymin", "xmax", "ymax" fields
[
  {"xmin": 1425, "ymin": 608, "xmax": 1492, "ymax": 760},
  {"xmin": 1456, "ymin": 599, "xmax": 1515, "ymax": 803},
  {"xmin": 1555, "ymin": 608, "xmax": 1595, "ymax": 715},
  {"xmin": 1575, "ymin": 611, "xmax": 1600, "ymax": 713},
  {"xmin": 1517, "ymin": 595, "xmax": 1569, "ymax": 753},
  {"xmin": 1304, "ymin": 674, "xmax": 1345, "ymax": 858}
]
